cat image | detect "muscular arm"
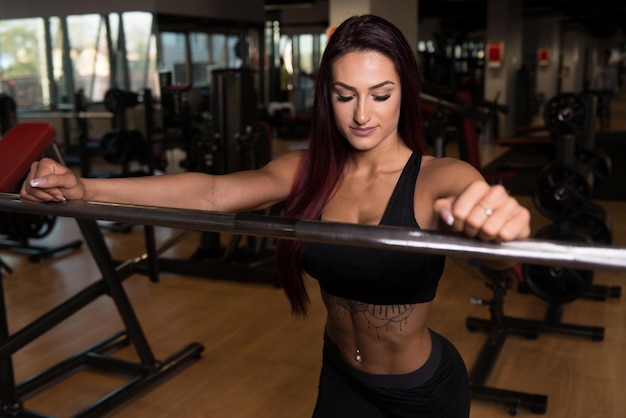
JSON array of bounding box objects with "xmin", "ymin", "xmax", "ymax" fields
[{"xmin": 23, "ymin": 151, "xmax": 304, "ymax": 213}]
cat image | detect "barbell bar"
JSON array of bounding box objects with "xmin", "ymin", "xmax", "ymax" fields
[{"xmin": 1, "ymin": 192, "xmax": 626, "ymax": 271}]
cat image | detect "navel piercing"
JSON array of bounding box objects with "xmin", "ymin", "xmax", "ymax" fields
[{"xmin": 355, "ymin": 348, "xmax": 363, "ymax": 362}]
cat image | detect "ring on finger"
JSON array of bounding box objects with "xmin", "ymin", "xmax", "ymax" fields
[{"xmin": 479, "ymin": 203, "xmax": 493, "ymax": 217}]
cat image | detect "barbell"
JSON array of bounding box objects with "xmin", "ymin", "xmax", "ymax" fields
[{"xmin": 1, "ymin": 193, "xmax": 626, "ymax": 271}]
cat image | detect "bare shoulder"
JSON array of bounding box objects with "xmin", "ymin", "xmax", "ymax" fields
[
  {"xmin": 421, "ymin": 155, "xmax": 481, "ymax": 177},
  {"xmin": 267, "ymin": 149, "xmax": 306, "ymax": 167},
  {"xmin": 253, "ymin": 148, "xmax": 307, "ymax": 194},
  {"xmin": 419, "ymin": 155, "xmax": 484, "ymax": 195},
  {"xmin": 261, "ymin": 149, "xmax": 306, "ymax": 180}
]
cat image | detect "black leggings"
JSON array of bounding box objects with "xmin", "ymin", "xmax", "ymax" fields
[{"xmin": 312, "ymin": 330, "xmax": 470, "ymax": 417}]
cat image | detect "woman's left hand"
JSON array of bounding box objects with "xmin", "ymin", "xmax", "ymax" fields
[{"xmin": 434, "ymin": 180, "xmax": 531, "ymax": 242}]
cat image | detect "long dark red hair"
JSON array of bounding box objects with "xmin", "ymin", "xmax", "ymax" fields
[{"xmin": 275, "ymin": 14, "xmax": 428, "ymax": 315}]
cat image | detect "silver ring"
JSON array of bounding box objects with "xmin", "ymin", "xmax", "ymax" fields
[{"xmin": 480, "ymin": 203, "xmax": 493, "ymax": 216}]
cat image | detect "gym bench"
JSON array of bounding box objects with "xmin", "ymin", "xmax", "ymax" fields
[{"xmin": 0, "ymin": 123, "xmax": 204, "ymax": 417}]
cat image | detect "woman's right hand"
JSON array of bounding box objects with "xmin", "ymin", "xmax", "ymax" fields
[{"xmin": 20, "ymin": 157, "xmax": 86, "ymax": 203}]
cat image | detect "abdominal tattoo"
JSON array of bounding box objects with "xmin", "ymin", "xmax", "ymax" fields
[{"xmin": 322, "ymin": 292, "xmax": 415, "ymax": 338}]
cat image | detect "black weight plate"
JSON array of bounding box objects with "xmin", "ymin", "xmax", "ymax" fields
[
  {"xmin": 566, "ymin": 203, "xmax": 613, "ymax": 245},
  {"xmin": 104, "ymin": 88, "xmax": 139, "ymax": 114},
  {"xmin": 521, "ymin": 223, "xmax": 594, "ymax": 304},
  {"xmin": 101, "ymin": 131, "xmax": 130, "ymax": 164},
  {"xmin": 576, "ymin": 148, "xmax": 612, "ymax": 190},
  {"xmin": 9, "ymin": 213, "xmax": 56, "ymax": 240},
  {"xmin": 543, "ymin": 93, "xmax": 587, "ymax": 137},
  {"xmin": 532, "ymin": 163, "xmax": 594, "ymax": 220}
]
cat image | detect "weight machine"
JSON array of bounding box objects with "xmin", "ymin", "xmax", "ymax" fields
[{"xmin": 138, "ymin": 69, "xmax": 280, "ymax": 286}]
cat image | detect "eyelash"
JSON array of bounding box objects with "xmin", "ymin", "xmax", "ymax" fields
[{"xmin": 336, "ymin": 94, "xmax": 391, "ymax": 102}]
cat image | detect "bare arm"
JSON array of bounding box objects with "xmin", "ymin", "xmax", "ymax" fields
[
  {"xmin": 421, "ymin": 156, "xmax": 531, "ymax": 270},
  {"xmin": 21, "ymin": 151, "xmax": 305, "ymax": 213}
]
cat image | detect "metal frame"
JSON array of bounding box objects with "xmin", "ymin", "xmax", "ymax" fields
[{"xmin": 0, "ymin": 205, "xmax": 203, "ymax": 417}]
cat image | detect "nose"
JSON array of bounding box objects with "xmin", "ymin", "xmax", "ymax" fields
[{"xmin": 354, "ymin": 98, "xmax": 371, "ymax": 125}]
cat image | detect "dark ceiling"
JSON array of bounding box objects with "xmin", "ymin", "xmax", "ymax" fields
[{"xmin": 418, "ymin": 0, "xmax": 626, "ymax": 40}]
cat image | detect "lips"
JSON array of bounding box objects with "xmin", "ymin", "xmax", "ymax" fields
[{"xmin": 350, "ymin": 126, "xmax": 376, "ymax": 136}]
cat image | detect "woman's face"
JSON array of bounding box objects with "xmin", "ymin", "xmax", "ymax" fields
[{"xmin": 330, "ymin": 51, "xmax": 402, "ymax": 152}]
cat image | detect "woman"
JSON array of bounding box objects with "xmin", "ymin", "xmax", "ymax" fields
[{"xmin": 22, "ymin": 15, "xmax": 530, "ymax": 417}]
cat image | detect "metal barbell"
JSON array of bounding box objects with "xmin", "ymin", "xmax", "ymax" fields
[{"xmin": 1, "ymin": 192, "xmax": 626, "ymax": 271}]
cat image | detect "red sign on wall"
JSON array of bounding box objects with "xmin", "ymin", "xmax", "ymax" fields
[{"xmin": 487, "ymin": 42, "xmax": 504, "ymax": 68}]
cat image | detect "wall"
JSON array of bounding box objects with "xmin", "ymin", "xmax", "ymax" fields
[{"xmin": 0, "ymin": 0, "xmax": 265, "ymax": 22}]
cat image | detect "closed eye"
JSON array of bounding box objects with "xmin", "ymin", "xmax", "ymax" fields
[{"xmin": 336, "ymin": 94, "xmax": 390, "ymax": 102}]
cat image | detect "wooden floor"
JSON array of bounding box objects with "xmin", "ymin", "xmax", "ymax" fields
[{"xmin": 2, "ymin": 91, "xmax": 626, "ymax": 418}]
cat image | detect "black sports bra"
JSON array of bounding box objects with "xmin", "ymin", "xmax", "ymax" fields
[{"xmin": 301, "ymin": 153, "xmax": 446, "ymax": 305}]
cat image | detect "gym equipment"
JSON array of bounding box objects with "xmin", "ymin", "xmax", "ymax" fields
[
  {"xmin": 528, "ymin": 92, "xmax": 619, "ymax": 303},
  {"xmin": 532, "ymin": 165, "xmax": 594, "ymax": 220},
  {"xmin": 152, "ymin": 70, "xmax": 278, "ymax": 284},
  {"xmin": 521, "ymin": 223, "xmax": 594, "ymax": 304},
  {"xmin": 543, "ymin": 93, "xmax": 587, "ymax": 138},
  {"xmin": 212, "ymin": 68, "xmax": 260, "ymax": 174},
  {"xmin": 519, "ymin": 201, "xmax": 614, "ymax": 303},
  {"xmin": 1, "ymin": 193, "xmax": 626, "ymax": 271},
  {"xmin": 103, "ymin": 87, "xmax": 141, "ymax": 114},
  {"xmin": 0, "ymin": 123, "xmax": 203, "ymax": 417},
  {"xmin": 99, "ymin": 88, "xmax": 151, "ymax": 172},
  {"xmin": 420, "ymin": 89, "xmax": 467, "ymax": 158},
  {"xmin": 533, "ymin": 93, "xmax": 595, "ymax": 220},
  {"xmin": 454, "ymin": 89, "xmax": 517, "ymax": 183},
  {"xmin": 0, "ymin": 94, "xmax": 17, "ymax": 135},
  {"xmin": 4, "ymin": 194, "xmax": 626, "ymax": 417},
  {"xmin": 467, "ymin": 267, "xmax": 549, "ymax": 416},
  {"xmin": 566, "ymin": 201, "xmax": 613, "ymax": 245},
  {"xmin": 0, "ymin": 123, "xmax": 83, "ymax": 262},
  {"xmin": 100, "ymin": 129, "xmax": 148, "ymax": 165},
  {"xmin": 181, "ymin": 120, "xmax": 270, "ymax": 263},
  {"xmin": 5, "ymin": 171, "xmax": 626, "ymax": 417},
  {"xmin": 578, "ymin": 90, "xmax": 612, "ymax": 190},
  {"xmin": 419, "ymin": 84, "xmax": 516, "ymax": 185}
]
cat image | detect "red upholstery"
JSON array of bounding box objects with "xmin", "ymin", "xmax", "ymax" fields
[{"xmin": 0, "ymin": 123, "xmax": 56, "ymax": 192}]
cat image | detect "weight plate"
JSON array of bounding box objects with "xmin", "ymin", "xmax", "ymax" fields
[
  {"xmin": 543, "ymin": 93, "xmax": 587, "ymax": 137},
  {"xmin": 104, "ymin": 88, "xmax": 139, "ymax": 114},
  {"xmin": 522, "ymin": 223, "xmax": 594, "ymax": 304},
  {"xmin": 8, "ymin": 213, "xmax": 56, "ymax": 240},
  {"xmin": 576, "ymin": 148, "xmax": 612, "ymax": 190},
  {"xmin": 566, "ymin": 203, "xmax": 613, "ymax": 245},
  {"xmin": 532, "ymin": 163, "xmax": 594, "ymax": 220}
]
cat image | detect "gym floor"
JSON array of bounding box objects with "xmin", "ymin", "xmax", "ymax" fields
[{"xmin": 2, "ymin": 91, "xmax": 626, "ymax": 417}]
